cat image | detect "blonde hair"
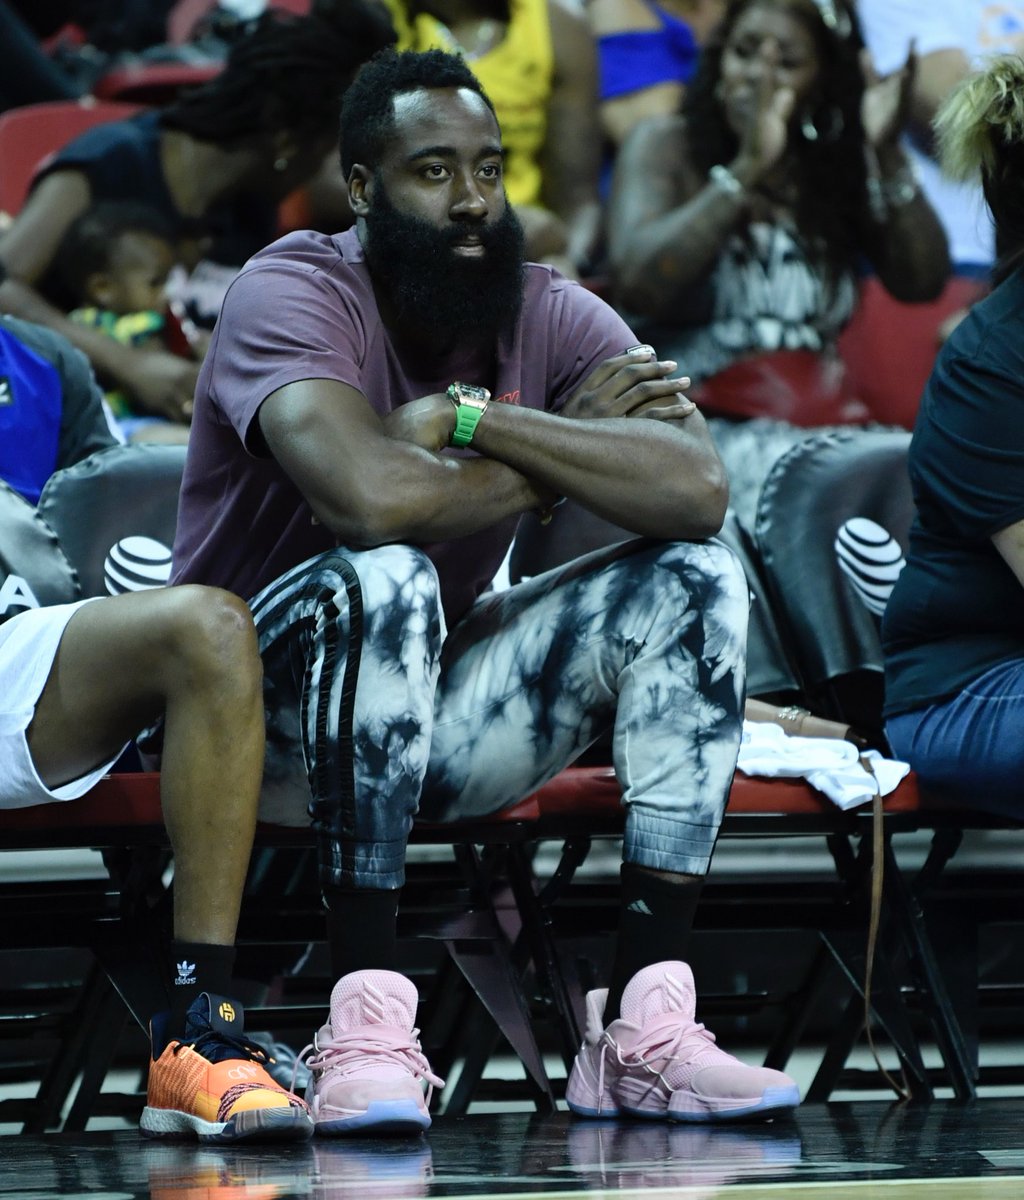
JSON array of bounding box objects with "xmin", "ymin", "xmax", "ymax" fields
[{"xmin": 934, "ymin": 54, "xmax": 1024, "ymax": 182}]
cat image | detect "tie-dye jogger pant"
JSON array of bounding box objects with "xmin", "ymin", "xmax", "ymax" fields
[{"xmin": 248, "ymin": 537, "xmax": 748, "ymax": 891}]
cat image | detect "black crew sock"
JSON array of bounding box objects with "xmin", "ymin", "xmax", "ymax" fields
[
  {"xmin": 166, "ymin": 940, "xmax": 238, "ymax": 1037},
  {"xmin": 603, "ymin": 864, "xmax": 703, "ymax": 1024},
  {"xmin": 323, "ymin": 885, "xmax": 401, "ymax": 980}
]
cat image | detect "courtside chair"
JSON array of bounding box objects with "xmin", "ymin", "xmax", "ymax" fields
[
  {"xmin": 0, "ymin": 480, "xmax": 79, "ymax": 616},
  {"xmin": 37, "ymin": 443, "xmax": 185, "ymax": 598},
  {"xmin": 502, "ymin": 474, "xmax": 975, "ymax": 1103},
  {"xmin": 0, "ymin": 100, "xmax": 140, "ymax": 218},
  {"xmin": 753, "ymin": 429, "xmax": 984, "ymax": 1098}
]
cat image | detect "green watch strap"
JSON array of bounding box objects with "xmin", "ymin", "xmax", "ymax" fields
[{"xmin": 451, "ymin": 402, "xmax": 486, "ymax": 447}]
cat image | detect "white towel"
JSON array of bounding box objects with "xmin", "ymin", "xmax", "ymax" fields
[{"xmin": 738, "ymin": 720, "xmax": 911, "ymax": 811}]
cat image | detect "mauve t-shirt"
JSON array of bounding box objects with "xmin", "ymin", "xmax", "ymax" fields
[{"xmin": 172, "ymin": 228, "xmax": 637, "ymax": 622}]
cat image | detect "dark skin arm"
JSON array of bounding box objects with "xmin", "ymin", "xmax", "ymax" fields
[
  {"xmin": 856, "ymin": 47, "xmax": 950, "ymax": 301},
  {"xmin": 608, "ymin": 58, "xmax": 798, "ymax": 318},
  {"xmin": 610, "ymin": 46, "xmax": 949, "ymax": 317},
  {"xmin": 257, "ymin": 350, "xmax": 726, "ymax": 547},
  {"xmin": 0, "ymin": 169, "xmax": 198, "ymax": 420},
  {"xmin": 541, "ymin": 0, "xmax": 603, "ymax": 273}
]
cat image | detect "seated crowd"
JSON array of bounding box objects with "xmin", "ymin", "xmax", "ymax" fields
[{"xmin": 0, "ymin": 0, "xmax": 1022, "ymax": 1149}]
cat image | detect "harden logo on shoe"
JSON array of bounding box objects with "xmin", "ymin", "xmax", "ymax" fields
[
  {"xmin": 227, "ymin": 1063, "xmax": 260, "ymax": 1081},
  {"xmin": 174, "ymin": 960, "xmax": 197, "ymax": 986},
  {"xmin": 219, "ymin": 1002, "xmax": 236, "ymax": 1022}
]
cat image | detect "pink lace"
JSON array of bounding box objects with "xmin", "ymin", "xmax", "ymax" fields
[
  {"xmin": 603, "ymin": 1012, "xmax": 720, "ymax": 1079},
  {"xmin": 295, "ymin": 1027, "xmax": 445, "ymax": 1102}
]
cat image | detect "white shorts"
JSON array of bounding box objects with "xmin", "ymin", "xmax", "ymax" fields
[{"xmin": 0, "ymin": 599, "xmax": 126, "ymax": 809}]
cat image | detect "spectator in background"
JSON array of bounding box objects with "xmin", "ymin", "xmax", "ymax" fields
[
  {"xmin": 606, "ymin": 0, "xmax": 949, "ymax": 526},
  {"xmin": 59, "ymin": 201, "xmax": 196, "ymax": 445},
  {"xmin": 376, "ymin": 0, "xmax": 602, "ymax": 275},
  {"xmin": 588, "ymin": 0, "xmax": 725, "ymax": 151},
  {"xmin": 0, "ymin": 302, "xmax": 118, "ymax": 505},
  {"xmin": 0, "ymin": 4, "xmax": 395, "ymax": 435},
  {"xmin": 857, "ymin": 0, "xmax": 1024, "ymax": 280},
  {"xmin": 883, "ymin": 55, "xmax": 1024, "ymax": 818}
]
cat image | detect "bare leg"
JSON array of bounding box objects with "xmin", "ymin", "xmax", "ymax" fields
[{"xmin": 27, "ymin": 586, "xmax": 264, "ymax": 945}]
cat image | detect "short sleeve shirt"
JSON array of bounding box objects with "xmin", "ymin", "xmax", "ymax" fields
[
  {"xmin": 882, "ymin": 266, "xmax": 1024, "ymax": 715},
  {"xmin": 172, "ymin": 228, "xmax": 637, "ymax": 622}
]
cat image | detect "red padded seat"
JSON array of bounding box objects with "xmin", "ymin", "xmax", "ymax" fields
[{"xmin": 0, "ymin": 764, "xmax": 933, "ymax": 842}]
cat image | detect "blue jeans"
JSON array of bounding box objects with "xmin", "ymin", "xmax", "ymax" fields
[
  {"xmin": 249, "ymin": 538, "xmax": 748, "ymax": 890},
  {"xmin": 886, "ymin": 657, "xmax": 1024, "ymax": 817}
]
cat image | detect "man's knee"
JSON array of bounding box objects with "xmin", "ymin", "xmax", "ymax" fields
[
  {"xmin": 644, "ymin": 539, "xmax": 749, "ymax": 608},
  {"xmin": 329, "ymin": 544, "xmax": 445, "ymax": 645},
  {"xmin": 155, "ymin": 585, "xmax": 263, "ymax": 695}
]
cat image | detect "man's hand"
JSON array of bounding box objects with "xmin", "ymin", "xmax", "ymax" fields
[
  {"xmin": 123, "ymin": 351, "xmax": 199, "ymax": 423},
  {"xmin": 382, "ymin": 393, "xmax": 454, "ymax": 451},
  {"xmin": 560, "ymin": 346, "xmax": 694, "ymax": 421}
]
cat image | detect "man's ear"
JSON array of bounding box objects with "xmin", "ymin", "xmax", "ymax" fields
[{"xmin": 347, "ymin": 165, "xmax": 374, "ymax": 216}]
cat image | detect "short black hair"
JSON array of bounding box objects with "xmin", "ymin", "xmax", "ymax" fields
[
  {"xmin": 161, "ymin": 3, "xmax": 396, "ymax": 147},
  {"xmin": 340, "ymin": 47, "xmax": 496, "ymax": 178},
  {"xmin": 56, "ymin": 202, "xmax": 175, "ymax": 302}
]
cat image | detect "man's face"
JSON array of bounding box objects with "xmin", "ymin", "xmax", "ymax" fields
[{"xmin": 354, "ymin": 86, "xmax": 525, "ymax": 346}]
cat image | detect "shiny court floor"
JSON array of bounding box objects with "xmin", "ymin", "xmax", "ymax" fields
[{"xmin": 6, "ymin": 1101, "xmax": 1024, "ymax": 1200}]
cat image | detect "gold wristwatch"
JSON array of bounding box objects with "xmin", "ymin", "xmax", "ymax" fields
[{"xmin": 447, "ymin": 382, "xmax": 491, "ymax": 447}]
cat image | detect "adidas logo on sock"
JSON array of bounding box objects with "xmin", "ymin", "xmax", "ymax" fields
[
  {"xmin": 174, "ymin": 960, "xmax": 197, "ymax": 986},
  {"xmin": 627, "ymin": 899, "xmax": 654, "ymax": 915}
]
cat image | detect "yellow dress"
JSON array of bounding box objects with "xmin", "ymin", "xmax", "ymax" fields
[{"xmin": 383, "ymin": 0, "xmax": 554, "ymax": 207}]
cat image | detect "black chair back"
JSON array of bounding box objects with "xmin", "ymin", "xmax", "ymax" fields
[
  {"xmin": 37, "ymin": 444, "xmax": 186, "ymax": 598},
  {"xmin": 0, "ymin": 481, "xmax": 79, "ymax": 624},
  {"xmin": 754, "ymin": 429, "xmax": 914, "ymax": 731}
]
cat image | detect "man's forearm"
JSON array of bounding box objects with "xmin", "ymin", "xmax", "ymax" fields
[
  {"xmin": 319, "ymin": 449, "xmax": 548, "ymax": 547},
  {"xmin": 470, "ymin": 404, "xmax": 727, "ymax": 540}
]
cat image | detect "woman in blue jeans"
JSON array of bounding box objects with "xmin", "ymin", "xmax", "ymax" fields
[{"xmin": 882, "ymin": 54, "xmax": 1024, "ymax": 813}]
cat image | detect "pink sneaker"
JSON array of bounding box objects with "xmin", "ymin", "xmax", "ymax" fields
[
  {"xmin": 299, "ymin": 970, "xmax": 444, "ymax": 1136},
  {"xmin": 565, "ymin": 961, "xmax": 800, "ymax": 1122}
]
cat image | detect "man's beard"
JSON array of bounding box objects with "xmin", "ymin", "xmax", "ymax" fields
[{"xmin": 362, "ymin": 184, "xmax": 525, "ymax": 348}]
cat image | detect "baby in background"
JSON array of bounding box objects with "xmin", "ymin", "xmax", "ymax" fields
[{"xmin": 58, "ymin": 202, "xmax": 203, "ymax": 444}]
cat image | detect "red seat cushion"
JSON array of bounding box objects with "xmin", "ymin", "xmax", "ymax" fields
[{"xmin": 0, "ymin": 763, "xmax": 940, "ymax": 839}]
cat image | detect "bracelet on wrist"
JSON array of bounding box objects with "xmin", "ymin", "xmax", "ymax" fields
[
  {"xmin": 709, "ymin": 164, "xmax": 745, "ymax": 198},
  {"xmin": 865, "ymin": 145, "xmax": 919, "ymax": 220},
  {"xmin": 776, "ymin": 705, "xmax": 811, "ymax": 731}
]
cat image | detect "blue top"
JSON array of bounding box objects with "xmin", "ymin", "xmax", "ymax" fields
[
  {"xmin": 882, "ymin": 265, "xmax": 1024, "ymax": 716},
  {"xmin": 0, "ymin": 317, "xmax": 115, "ymax": 505},
  {"xmin": 598, "ymin": 2, "xmax": 699, "ymax": 101}
]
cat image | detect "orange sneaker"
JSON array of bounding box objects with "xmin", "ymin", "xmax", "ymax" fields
[{"xmin": 141, "ymin": 993, "xmax": 313, "ymax": 1143}]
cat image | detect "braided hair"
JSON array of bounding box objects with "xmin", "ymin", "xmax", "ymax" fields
[
  {"xmin": 161, "ymin": 3, "xmax": 396, "ymax": 147},
  {"xmin": 685, "ymin": 0, "xmax": 868, "ymax": 284},
  {"xmin": 935, "ymin": 54, "xmax": 1024, "ymax": 283}
]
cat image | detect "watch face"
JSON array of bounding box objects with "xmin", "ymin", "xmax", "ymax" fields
[{"xmin": 451, "ymin": 382, "xmax": 491, "ymax": 406}]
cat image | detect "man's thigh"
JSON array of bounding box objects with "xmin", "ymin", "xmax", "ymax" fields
[{"xmin": 421, "ymin": 539, "xmax": 671, "ymax": 820}]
